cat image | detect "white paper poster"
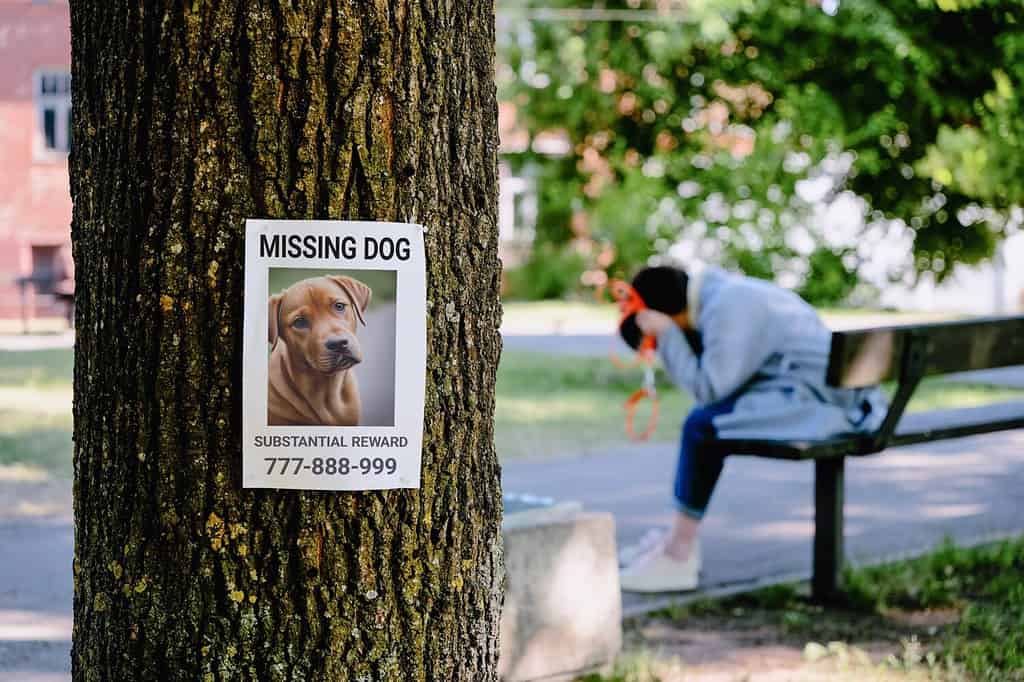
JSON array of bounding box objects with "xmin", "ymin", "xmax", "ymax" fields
[{"xmin": 242, "ymin": 219, "xmax": 426, "ymax": 490}]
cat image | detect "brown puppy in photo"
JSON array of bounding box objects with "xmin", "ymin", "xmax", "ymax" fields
[{"xmin": 267, "ymin": 275, "xmax": 371, "ymax": 426}]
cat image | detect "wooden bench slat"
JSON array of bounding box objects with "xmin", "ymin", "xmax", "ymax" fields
[
  {"xmin": 710, "ymin": 400, "xmax": 1024, "ymax": 461},
  {"xmin": 826, "ymin": 316, "xmax": 1024, "ymax": 388}
]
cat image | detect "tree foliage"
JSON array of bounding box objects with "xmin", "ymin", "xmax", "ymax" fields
[{"xmin": 499, "ymin": 0, "xmax": 1024, "ymax": 301}]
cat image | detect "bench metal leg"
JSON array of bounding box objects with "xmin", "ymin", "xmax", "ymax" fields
[
  {"xmin": 19, "ymin": 282, "xmax": 29, "ymax": 335},
  {"xmin": 812, "ymin": 457, "xmax": 844, "ymax": 603}
]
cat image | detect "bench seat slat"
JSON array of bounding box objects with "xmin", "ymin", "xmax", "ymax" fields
[
  {"xmin": 827, "ymin": 317, "xmax": 1024, "ymax": 388},
  {"xmin": 709, "ymin": 400, "xmax": 1024, "ymax": 461},
  {"xmin": 889, "ymin": 400, "xmax": 1024, "ymax": 448}
]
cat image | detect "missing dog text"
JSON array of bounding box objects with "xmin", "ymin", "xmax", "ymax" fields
[{"xmin": 259, "ymin": 234, "xmax": 411, "ymax": 261}]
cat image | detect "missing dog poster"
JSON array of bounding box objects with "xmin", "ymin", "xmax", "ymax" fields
[{"xmin": 242, "ymin": 219, "xmax": 426, "ymax": 490}]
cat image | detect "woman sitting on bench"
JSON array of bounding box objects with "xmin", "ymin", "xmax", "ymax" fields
[{"xmin": 618, "ymin": 264, "xmax": 888, "ymax": 593}]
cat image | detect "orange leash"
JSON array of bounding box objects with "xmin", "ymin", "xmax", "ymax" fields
[
  {"xmin": 624, "ymin": 364, "xmax": 659, "ymax": 441},
  {"xmin": 606, "ymin": 279, "xmax": 660, "ymax": 441}
]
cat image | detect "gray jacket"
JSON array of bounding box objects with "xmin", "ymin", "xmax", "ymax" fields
[{"xmin": 657, "ymin": 266, "xmax": 888, "ymax": 441}]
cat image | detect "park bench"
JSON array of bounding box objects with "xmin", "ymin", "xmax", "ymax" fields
[
  {"xmin": 709, "ymin": 315, "xmax": 1024, "ymax": 602},
  {"xmin": 15, "ymin": 242, "xmax": 75, "ymax": 331}
]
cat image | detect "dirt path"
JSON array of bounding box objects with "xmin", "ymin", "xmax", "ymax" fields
[{"xmin": 612, "ymin": 603, "xmax": 960, "ymax": 681}]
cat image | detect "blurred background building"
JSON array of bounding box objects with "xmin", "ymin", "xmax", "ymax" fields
[
  {"xmin": 0, "ymin": 0, "xmax": 73, "ymax": 322},
  {"xmin": 2, "ymin": 0, "xmax": 1022, "ymax": 323}
]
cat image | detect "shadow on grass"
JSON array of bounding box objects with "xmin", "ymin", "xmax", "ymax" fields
[
  {"xmin": 495, "ymin": 351, "xmax": 1024, "ymax": 461},
  {"xmin": 0, "ymin": 348, "xmax": 74, "ymax": 389},
  {"xmin": 0, "ymin": 420, "xmax": 73, "ymax": 479}
]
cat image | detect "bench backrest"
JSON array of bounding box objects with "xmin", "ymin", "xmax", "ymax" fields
[{"xmin": 826, "ymin": 316, "xmax": 1024, "ymax": 389}]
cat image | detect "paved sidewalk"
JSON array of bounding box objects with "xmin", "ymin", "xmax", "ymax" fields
[
  {"xmin": 504, "ymin": 428, "xmax": 1024, "ymax": 615},
  {"xmin": 947, "ymin": 367, "xmax": 1024, "ymax": 388},
  {"xmin": 0, "ymin": 516, "xmax": 72, "ymax": 680},
  {"xmin": 502, "ymin": 333, "xmax": 627, "ymax": 357},
  {"xmin": 0, "ymin": 333, "xmax": 74, "ymax": 352},
  {"xmin": 3, "ymin": 426, "xmax": 1023, "ymax": 676}
]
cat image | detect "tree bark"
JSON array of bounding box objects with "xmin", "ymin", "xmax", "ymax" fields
[{"xmin": 68, "ymin": 2, "xmax": 502, "ymax": 680}]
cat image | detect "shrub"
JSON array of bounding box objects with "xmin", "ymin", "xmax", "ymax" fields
[{"xmin": 504, "ymin": 244, "xmax": 586, "ymax": 300}]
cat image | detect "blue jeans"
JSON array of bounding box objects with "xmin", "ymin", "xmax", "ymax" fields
[{"xmin": 674, "ymin": 396, "xmax": 738, "ymax": 520}]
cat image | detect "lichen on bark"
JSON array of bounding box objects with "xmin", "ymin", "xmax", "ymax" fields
[{"xmin": 69, "ymin": 1, "xmax": 503, "ymax": 679}]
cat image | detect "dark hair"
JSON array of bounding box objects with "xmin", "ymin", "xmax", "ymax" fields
[
  {"xmin": 633, "ymin": 266, "xmax": 689, "ymax": 314},
  {"xmin": 619, "ymin": 266, "xmax": 702, "ymax": 354}
]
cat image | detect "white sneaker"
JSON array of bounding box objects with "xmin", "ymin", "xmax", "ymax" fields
[
  {"xmin": 618, "ymin": 527, "xmax": 669, "ymax": 568},
  {"xmin": 619, "ymin": 540, "xmax": 701, "ymax": 593}
]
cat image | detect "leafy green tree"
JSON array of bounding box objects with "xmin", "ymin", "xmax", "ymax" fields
[{"xmin": 499, "ymin": 0, "xmax": 1023, "ymax": 301}]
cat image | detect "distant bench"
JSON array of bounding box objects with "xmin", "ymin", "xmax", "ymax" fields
[{"xmin": 709, "ymin": 316, "xmax": 1024, "ymax": 602}]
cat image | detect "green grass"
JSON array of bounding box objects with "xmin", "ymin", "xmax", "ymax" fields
[
  {"xmin": 845, "ymin": 538, "xmax": 1024, "ymax": 680},
  {"xmin": 0, "ymin": 347, "xmax": 74, "ymax": 387},
  {"xmin": 495, "ymin": 352, "xmax": 693, "ymax": 459},
  {"xmin": 0, "ymin": 349, "xmax": 74, "ymax": 478},
  {"xmin": 604, "ymin": 538, "xmax": 1024, "ymax": 682},
  {"xmin": 1, "ymin": 347, "xmax": 1022, "ymax": 473},
  {"xmin": 495, "ymin": 351, "xmax": 1024, "ymax": 460}
]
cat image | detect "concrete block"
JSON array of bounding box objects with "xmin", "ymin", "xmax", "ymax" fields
[{"xmin": 499, "ymin": 508, "xmax": 622, "ymax": 681}]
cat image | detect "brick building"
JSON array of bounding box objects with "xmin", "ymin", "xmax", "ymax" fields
[{"xmin": 0, "ymin": 0, "xmax": 72, "ymax": 320}]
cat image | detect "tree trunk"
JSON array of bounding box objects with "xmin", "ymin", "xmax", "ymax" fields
[{"xmin": 68, "ymin": 2, "xmax": 502, "ymax": 680}]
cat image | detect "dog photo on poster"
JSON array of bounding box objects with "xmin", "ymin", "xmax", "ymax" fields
[{"xmin": 242, "ymin": 220, "xmax": 426, "ymax": 491}]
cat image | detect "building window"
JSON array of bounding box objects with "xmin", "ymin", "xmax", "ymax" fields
[{"xmin": 34, "ymin": 70, "xmax": 72, "ymax": 157}]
